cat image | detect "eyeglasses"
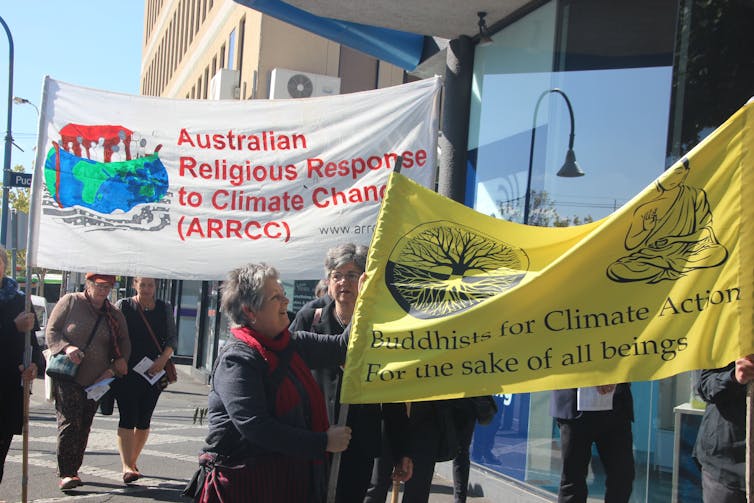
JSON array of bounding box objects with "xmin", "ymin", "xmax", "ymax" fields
[
  {"xmin": 92, "ymin": 283, "xmax": 113, "ymax": 291},
  {"xmin": 329, "ymin": 271, "xmax": 360, "ymax": 283}
]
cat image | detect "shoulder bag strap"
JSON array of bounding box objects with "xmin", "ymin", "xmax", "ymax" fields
[
  {"xmin": 81, "ymin": 315, "xmax": 104, "ymax": 352},
  {"xmin": 133, "ymin": 297, "xmax": 164, "ymax": 353}
]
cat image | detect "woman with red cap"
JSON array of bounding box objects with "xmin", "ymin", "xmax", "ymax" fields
[{"xmin": 46, "ymin": 273, "xmax": 131, "ymax": 491}]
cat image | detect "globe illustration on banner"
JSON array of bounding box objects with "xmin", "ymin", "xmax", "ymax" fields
[{"xmin": 44, "ymin": 138, "xmax": 169, "ymax": 214}]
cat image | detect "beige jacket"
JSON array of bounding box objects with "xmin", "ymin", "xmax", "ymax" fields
[{"xmin": 46, "ymin": 292, "xmax": 131, "ymax": 388}]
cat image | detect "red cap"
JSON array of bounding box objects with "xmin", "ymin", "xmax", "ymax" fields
[{"xmin": 85, "ymin": 272, "xmax": 116, "ymax": 284}]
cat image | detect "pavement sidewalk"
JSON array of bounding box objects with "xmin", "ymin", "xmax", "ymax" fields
[{"xmin": 1, "ymin": 364, "xmax": 493, "ymax": 502}]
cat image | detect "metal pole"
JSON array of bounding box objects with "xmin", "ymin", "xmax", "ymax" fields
[
  {"xmin": 10, "ymin": 208, "xmax": 16, "ymax": 279},
  {"xmin": 524, "ymin": 91, "xmax": 547, "ymax": 225},
  {"xmin": 524, "ymin": 88, "xmax": 578, "ymax": 225},
  {"xmin": 0, "ymin": 17, "xmax": 26, "ymax": 502},
  {"xmin": 0, "ymin": 15, "xmax": 14, "ymax": 247}
]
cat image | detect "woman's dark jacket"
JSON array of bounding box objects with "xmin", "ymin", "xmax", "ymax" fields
[
  {"xmin": 290, "ymin": 301, "xmax": 386, "ymax": 459},
  {"xmin": 693, "ymin": 362, "xmax": 746, "ymax": 490},
  {"xmin": 202, "ymin": 328, "xmax": 348, "ymax": 461},
  {"xmin": 0, "ymin": 286, "xmax": 42, "ymax": 434}
]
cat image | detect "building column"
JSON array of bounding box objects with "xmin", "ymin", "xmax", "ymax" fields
[{"xmin": 437, "ymin": 35, "xmax": 474, "ymax": 203}]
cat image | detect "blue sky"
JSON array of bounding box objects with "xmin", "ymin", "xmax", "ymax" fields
[{"xmin": 0, "ymin": 2, "xmax": 144, "ymax": 173}]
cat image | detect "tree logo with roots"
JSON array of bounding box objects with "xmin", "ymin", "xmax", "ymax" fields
[{"xmin": 385, "ymin": 221, "xmax": 530, "ymax": 319}]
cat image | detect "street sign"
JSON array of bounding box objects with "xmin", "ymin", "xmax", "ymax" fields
[{"xmin": 8, "ymin": 172, "xmax": 32, "ymax": 188}]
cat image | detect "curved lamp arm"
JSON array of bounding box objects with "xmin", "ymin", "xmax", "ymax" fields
[{"xmin": 523, "ymin": 88, "xmax": 583, "ymax": 225}]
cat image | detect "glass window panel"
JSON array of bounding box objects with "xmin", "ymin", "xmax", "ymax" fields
[
  {"xmin": 473, "ymin": 67, "xmax": 672, "ymax": 225},
  {"xmin": 228, "ymin": 28, "xmax": 236, "ymax": 70},
  {"xmin": 177, "ymin": 280, "xmax": 201, "ymax": 357},
  {"xmin": 468, "ymin": 2, "xmax": 679, "ymax": 501}
]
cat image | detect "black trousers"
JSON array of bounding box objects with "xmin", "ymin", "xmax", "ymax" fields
[
  {"xmin": 364, "ymin": 421, "xmax": 393, "ymax": 503},
  {"xmin": 335, "ymin": 439, "xmax": 375, "ymax": 503},
  {"xmin": 452, "ymin": 412, "xmax": 476, "ymax": 503},
  {"xmin": 556, "ymin": 413, "xmax": 634, "ymax": 503},
  {"xmin": 0, "ymin": 431, "xmax": 12, "ymax": 484},
  {"xmin": 363, "ymin": 419, "xmax": 438, "ymax": 503},
  {"xmin": 113, "ymin": 371, "xmax": 162, "ymax": 429}
]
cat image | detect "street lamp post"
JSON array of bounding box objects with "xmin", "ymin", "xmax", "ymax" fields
[
  {"xmin": 14, "ymin": 96, "xmax": 39, "ymax": 116},
  {"xmin": 1, "ymin": 15, "xmax": 15, "ymax": 248},
  {"xmin": 523, "ymin": 88, "xmax": 584, "ymax": 225},
  {"xmin": 1, "ymin": 19, "xmax": 32, "ymax": 503},
  {"xmin": 10, "ymin": 97, "xmax": 39, "ymax": 284}
]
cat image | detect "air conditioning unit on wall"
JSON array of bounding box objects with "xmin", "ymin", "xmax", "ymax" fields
[
  {"xmin": 210, "ymin": 69, "xmax": 240, "ymax": 100},
  {"xmin": 269, "ymin": 68, "xmax": 341, "ymax": 99}
]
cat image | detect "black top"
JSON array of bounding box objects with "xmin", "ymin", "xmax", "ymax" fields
[{"xmin": 115, "ymin": 298, "xmax": 177, "ymax": 368}]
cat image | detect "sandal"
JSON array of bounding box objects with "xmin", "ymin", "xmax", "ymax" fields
[
  {"xmin": 123, "ymin": 471, "xmax": 140, "ymax": 484},
  {"xmin": 59, "ymin": 476, "xmax": 82, "ymax": 491}
]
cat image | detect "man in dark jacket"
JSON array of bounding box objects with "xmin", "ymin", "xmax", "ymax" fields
[
  {"xmin": 693, "ymin": 355, "xmax": 753, "ymax": 503},
  {"xmin": 550, "ymin": 384, "xmax": 634, "ymax": 502},
  {"xmin": 0, "ymin": 246, "xmax": 42, "ymax": 486}
]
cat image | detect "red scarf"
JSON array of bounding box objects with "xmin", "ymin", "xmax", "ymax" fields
[
  {"xmin": 231, "ymin": 326, "xmax": 329, "ymax": 434},
  {"xmin": 84, "ymin": 290, "xmax": 123, "ymax": 359}
]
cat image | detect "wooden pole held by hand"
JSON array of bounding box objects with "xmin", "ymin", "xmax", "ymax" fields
[
  {"xmin": 326, "ymin": 404, "xmax": 349, "ymax": 503},
  {"xmin": 391, "ymin": 480, "xmax": 401, "ymax": 503},
  {"xmin": 747, "ymin": 381, "xmax": 753, "ymax": 502}
]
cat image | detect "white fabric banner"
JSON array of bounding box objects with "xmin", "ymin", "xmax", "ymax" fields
[{"xmin": 29, "ymin": 77, "xmax": 441, "ymax": 280}]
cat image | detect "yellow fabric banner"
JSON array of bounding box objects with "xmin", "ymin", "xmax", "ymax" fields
[{"xmin": 341, "ymin": 101, "xmax": 754, "ymax": 404}]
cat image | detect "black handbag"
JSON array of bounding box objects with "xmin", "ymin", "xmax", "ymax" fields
[
  {"xmin": 99, "ymin": 389, "xmax": 116, "ymax": 415},
  {"xmin": 46, "ymin": 315, "xmax": 102, "ymax": 382}
]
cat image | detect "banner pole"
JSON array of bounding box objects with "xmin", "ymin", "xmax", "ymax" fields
[
  {"xmin": 328, "ymin": 155, "xmax": 404, "ymax": 503},
  {"xmin": 747, "ymin": 381, "xmax": 753, "ymax": 502},
  {"xmin": 21, "ymin": 76, "xmax": 48, "ymax": 503},
  {"xmin": 326, "ymin": 404, "xmax": 349, "ymax": 503},
  {"xmin": 390, "ymin": 402, "xmax": 411, "ymax": 503},
  {"xmin": 391, "ymin": 481, "xmax": 400, "ymax": 503},
  {"xmin": 21, "ymin": 296, "xmax": 32, "ymax": 502}
]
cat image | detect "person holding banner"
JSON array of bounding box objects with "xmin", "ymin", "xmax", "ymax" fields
[
  {"xmin": 693, "ymin": 357, "xmax": 753, "ymax": 502},
  {"xmin": 185, "ymin": 263, "xmax": 352, "ymax": 503},
  {"xmin": 113, "ymin": 277, "xmax": 178, "ymax": 484},
  {"xmin": 550, "ymin": 385, "xmax": 634, "ymax": 503},
  {"xmin": 46, "ymin": 273, "xmax": 130, "ymax": 491},
  {"xmin": 0, "ymin": 247, "xmax": 40, "ymax": 487},
  {"xmin": 290, "ymin": 243, "xmax": 413, "ymax": 502}
]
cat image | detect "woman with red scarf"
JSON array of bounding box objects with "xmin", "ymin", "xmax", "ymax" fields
[{"xmin": 187, "ymin": 263, "xmax": 352, "ymax": 503}]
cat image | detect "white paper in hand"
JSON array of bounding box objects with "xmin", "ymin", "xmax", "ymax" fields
[
  {"xmin": 577, "ymin": 386, "xmax": 615, "ymax": 411},
  {"xmin": 85, "ymin": 378, "xmax": 114, "ymax": 401},
  {"xmin": 133, "ymin": 356, "xmax": 165, "ymax": 385}
]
